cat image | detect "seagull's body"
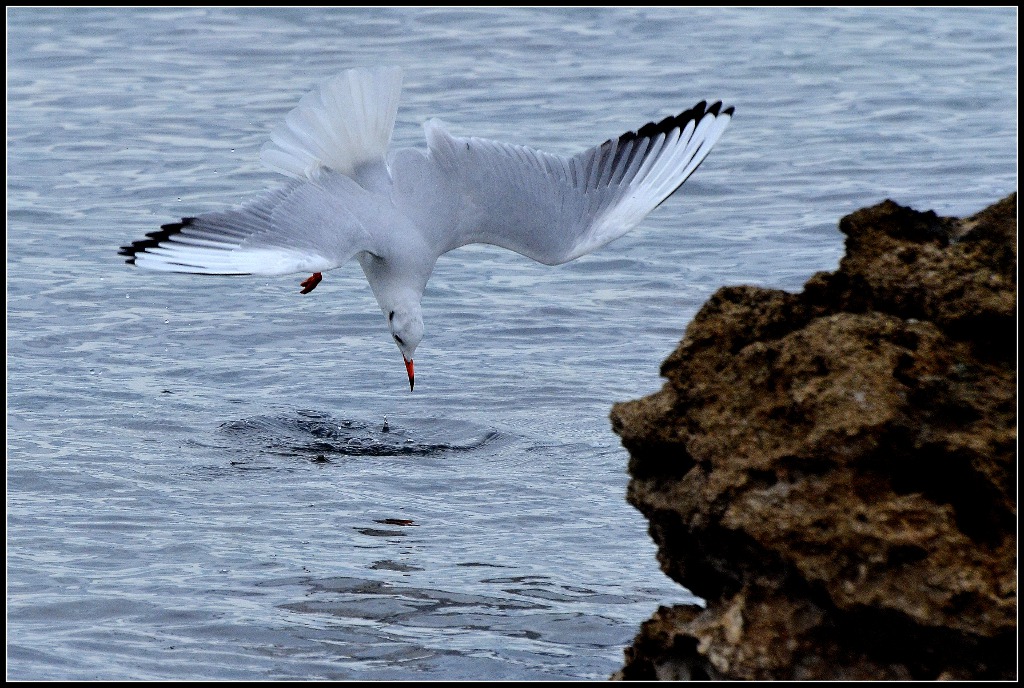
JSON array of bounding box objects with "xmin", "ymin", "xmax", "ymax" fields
[{"xmin": 120, "ymin": 67, "xmax": 733, "ymax": 389}]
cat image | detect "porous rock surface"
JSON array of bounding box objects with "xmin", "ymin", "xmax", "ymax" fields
[{"xmin": 611, "ymin": 194, "xmax": 1017, "ymax": 680}]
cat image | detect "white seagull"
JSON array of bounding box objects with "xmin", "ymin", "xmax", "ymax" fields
[{"xmin": 120, "ymin": 67, "xmax": 733, "ymax": 390}]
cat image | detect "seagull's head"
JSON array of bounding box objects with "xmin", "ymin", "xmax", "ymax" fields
[{"xmin": 387, "ymin": 306, "xmax": 423, "ymax": 391}]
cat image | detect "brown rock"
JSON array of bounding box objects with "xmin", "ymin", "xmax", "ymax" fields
[{"xmin": 612, "ymin": 194, "xmax": 1017, "ymax": 680}]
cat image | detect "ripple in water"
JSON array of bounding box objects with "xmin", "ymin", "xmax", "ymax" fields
[{"xmin": 218, "ymin": 409, "xmax": 504, "ymax": 462}]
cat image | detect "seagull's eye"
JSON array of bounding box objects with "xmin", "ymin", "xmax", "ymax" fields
[{"xmin": 393, "ymin": 334, "xmax": 405, "ymax": 346}]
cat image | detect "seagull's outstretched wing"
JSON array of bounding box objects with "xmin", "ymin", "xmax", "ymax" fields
[
  {"xmin": 122, "ymin": 67, "xmax": 405, "ymax": 275},
  {"xmin": 119, "ymin": 172, "xmax": 382, "ymax": 275},
  {"xmin": 424, "ymin": 101, "xmax": 733, "ymax": 265}
]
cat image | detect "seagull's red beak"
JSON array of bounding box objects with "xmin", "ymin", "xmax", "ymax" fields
[{"xmin": 403, "ymin": 357, "xmax": 415, "ymax": 391}]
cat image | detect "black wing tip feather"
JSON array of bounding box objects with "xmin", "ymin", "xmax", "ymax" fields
[
  {"xmin": 119, "ymin": 217, "xmax": 197, "ymax": 264},
  {"xmin": 594, "ymin": 99, "xmax": 734, "ymax": 190},
  {"xmin": 611, "ymin": 99, "xmax": 734, "ymax": 148}
]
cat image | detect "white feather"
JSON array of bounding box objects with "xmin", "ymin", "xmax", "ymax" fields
[{"xmin": 259, "ymin": 66, "xmax": 403, "ymax": 180}]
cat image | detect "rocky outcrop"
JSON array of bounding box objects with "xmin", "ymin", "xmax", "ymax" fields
[{"xmin": 611, "ymin": 194, "xmax": 1016, "ymax": 680}]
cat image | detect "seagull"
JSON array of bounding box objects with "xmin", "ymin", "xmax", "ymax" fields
[{"xmin": 120, "ymin": 67, "xmax": 733, "ymax": 391}]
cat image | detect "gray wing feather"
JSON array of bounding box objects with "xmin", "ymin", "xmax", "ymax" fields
[
  {"xmin": 121, "ymin": 171, "xmax": 383, "ymax": 275},
  {"xmin": 424, "ymin": 101, "xmax": 733, "ymax": 265}
]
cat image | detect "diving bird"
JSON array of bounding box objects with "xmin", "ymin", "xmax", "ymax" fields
[{"xmin": 119, "ymin": 67, "xmax": 734, "ymax": 391}]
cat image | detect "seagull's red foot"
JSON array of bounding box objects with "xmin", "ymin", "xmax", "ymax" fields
[{"xmin": 299, "ymin": 272, "xmax": 322, "ymax": 294}]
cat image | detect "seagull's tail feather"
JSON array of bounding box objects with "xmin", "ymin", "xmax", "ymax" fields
[{"xmin": 260, "ymin": 67, "xmax": 403, "ymax": 181}]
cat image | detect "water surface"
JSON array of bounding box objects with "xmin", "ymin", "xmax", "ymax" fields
[{"xmin": 7, "ymin": 7, "xmax": 1016, "ymax": 680}]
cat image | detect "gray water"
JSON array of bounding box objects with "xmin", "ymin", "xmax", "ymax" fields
[{"xmin": 7, "ymin": 7, "xmax": 1016, "ymax": 681}]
